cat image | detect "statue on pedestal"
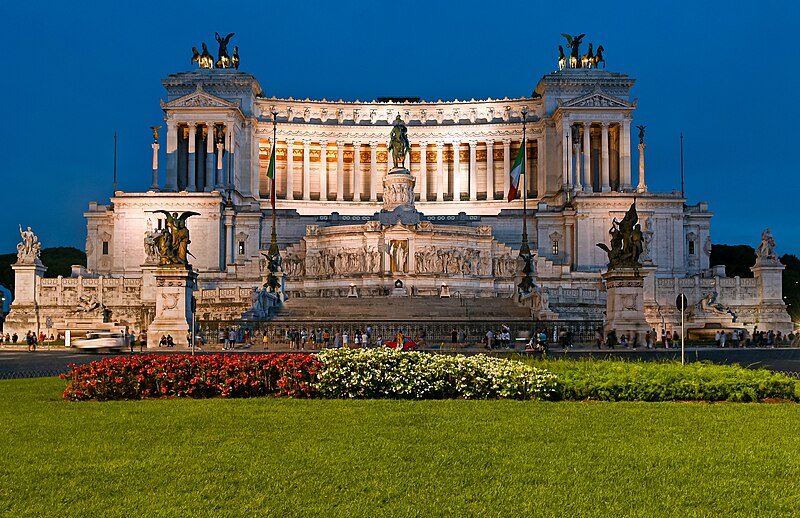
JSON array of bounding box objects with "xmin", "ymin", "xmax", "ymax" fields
[
  {"xmin": 597, "ymin": 201, "xmax": 644, "ymax": 270},
  {"xmin": 636, "ymin": 125, "xmax": 646, "ymax": 144},
  {"xmin": 388, "ymin": 115, "xmax": 410, "ymax": 169},
  {"xmin": 16, "ymin": 225, "xmax": 42, "ymax": 264},
  {"xmin": 756, "ymin": 228, "xmax": 779, "ymax": 262},
  {"xmin": 152, "ymin": 211, "xmax": 200, "ymax": 268}
]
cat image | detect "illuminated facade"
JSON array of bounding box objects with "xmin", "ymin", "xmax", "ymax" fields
[{"xmin": 69, "ymin": 52, "xmax": 792, "ymax": 334}]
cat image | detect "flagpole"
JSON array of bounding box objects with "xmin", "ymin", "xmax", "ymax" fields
[
  {"xmin": 518, "ymin": 106, "xmax": 534, "ymax": 295},
  {"xmin": 520, "ymin": 107, "xmax": 529, "ymax": 256},
  {"xmin": 269, "ymin": 108, "xmax": 279, "ymax": 258}
]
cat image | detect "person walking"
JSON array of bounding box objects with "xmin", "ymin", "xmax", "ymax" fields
[{"xmin": 228, "ymin": 328, "xmax": 236, "ymax": 350}]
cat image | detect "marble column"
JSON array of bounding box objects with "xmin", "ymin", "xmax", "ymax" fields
[
  {"xmin": 536, "ymin": 137, "xmax": 546, "ymax": 197},
  {"xmin": 319, "ymin": 140, "xmax": 329, "ymax": 201},
  {"xmin": 419, "ymin": 141, "xmax": 428, "ymax": 202},
  {"xmin": 468, "ymin": 140, "xmax": 477, "ymax": 201},
  {"xmin": 583, "ymin": 122, "xmax": 592, "ymax": 192},
  {"xmin": 601, "ymin": 122, "xmax": 611, "ymax": 192},
  {"xmin": 436, "ymin": 141, "xmax": 445, "ymax": 202},
  {"xmin": 560, "ymin": 121, "xmax": 569, "ymax": 189},
  {"xmin": 302, "ymin": 140, "xmax": 311, "ymax": 201},
  {"xmin": 503, "ymin": 139, "xmax": 511, "ymax": 199},
  {"xmin": 369, "ymin": 141, "xmax": 378, "ymax": 202},
  {"xmin": 150, "ymin": 141, "xmax": 160, "ymax": 191},
  {"xmin": 286, "ymin": 141, "xmax": 295, "ymax": 200},
  {"xmin": 566, "ymin": 124, "xmax": 573, "ymax": 189},
  {"xmin": 621, "ymin": 119, "xmax": 633, "ymax": 190},
  {"xmin": 452, "ymin": 141, "xmax": 462, "ymax": 201},
  {"xmin": 486, "ymin": 140, "xmax": 494, "ymax": 200},
  {"xmin": 353, "ymin": 142, "xmax": 362, "ymax": 202},
  {"xmin": 187, "ymin": 124, "xmax": 197, "ymax": 192},
  {"xmin": 215, "ymin": 125, "xmax": 225, "ymax": 190},
  {"xmin": 637, "ymin": 142, "xmax": 648, "ymax": 192},
  {"xmin": 165, "ymin": 121, "xmax": 178, "ymax": 192},
  {"xmin": 573, "ymin": 127, "xmax": 582, "ymax": 192},
  {"xmin": 205, "ymin": 124, "xmax": 215, "ymax": 191},
  {"xmin": 226, "ymin": 124, "xmax": 235, "ymax": 190},
  {"xmin": 336, "ymin": 141, "xmax": 345, "ymax": 201}
]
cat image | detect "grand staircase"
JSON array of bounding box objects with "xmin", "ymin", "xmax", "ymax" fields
[{"xmin": 271, "ymin": 296, "xmax": 532, "ymax": 323}]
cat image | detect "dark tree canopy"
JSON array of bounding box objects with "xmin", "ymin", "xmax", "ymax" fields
[
  {"xmin": 0, "ymin": 247, "xmax": 86, "ymax": 294},
  {"xmin": 710, "ymin": 244, "xmax": 756, "ymax": 278}
]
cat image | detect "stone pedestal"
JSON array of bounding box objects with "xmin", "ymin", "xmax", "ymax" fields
[
  {"xmin": 602, "ymin": 267, "xmax": 654, "ymax": 340},
  {"xmin": 147, "ymin": 267, "xmax": 197, "ymax": 347},
  {"xmin": 4, "ymin": 261, "xmax": 47, "ymax": 337},
  {"xmin": 383, "ymin": 169, "xmax": 415, "ymax": 212}
]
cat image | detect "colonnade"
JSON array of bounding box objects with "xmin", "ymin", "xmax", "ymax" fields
[
  {"xmin": 159, "ymin": 121, "xmax": 232, "ymax": 193},
  {"xmin": 562, "ymin": 119, "xmax": 631, "ymax": 193},
  {"xmin": 269, "ymin": 138, "xmax": 541, "ymax": 202}
]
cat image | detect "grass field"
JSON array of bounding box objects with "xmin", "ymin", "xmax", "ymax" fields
[{"xmin": 2, "ymin": 377, "xmax": 800, "ymax": 517}]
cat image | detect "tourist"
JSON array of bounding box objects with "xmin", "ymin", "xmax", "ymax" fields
[
  {"xmin": 361, "ymin": 331, "xmax": 368, "ymax": 348},
  {"xmin": 323, "ymin": 329, "xmax": 331, "ymax": 348},
  {"xmin": 376, "ymin": 334, "xmax": 383, "ymax": 347},
  {"xmin": 720, "ymin": 331, "xmax": 727, "ymax": 348},
  {"xmin": 486, "ymin": 329, "xmax": 494, "ymax": 349},
  {"xmin": 343, "ymin": 331, "xmax": 349, "ymax": 348},
  {"xmin": 645, "ymin": 330, "xmax": 652, "ymax": 349},
  {"xmin": 595, "ymin": 327, "xmax": 603, "ymax": 349},
  {"xmin": 606, "ymin": 329, "xmax": 617, "ymax": 349},
  {"xmin": 11, "ymin": 333, "xmax": 17, "ymax": 343},
  {"xmin": 228, "ymin": 329, "xmax": 237, "ymax": 350},
  {"xmin": 619, "ymin": 334, "xmax": 629, "ymax": 348},
  {"xmin": 262, "ymin": 332, "xmax": 269, "ymax": 349},
  {"xmin": 366, "ymin": 326, "xmax": 373, "ymax": 344},
  {"xmin": 333, "ymin": 331, "xmax": 342, "ymax": 348},
  {"xmin": 672, "ymin": 330, "xmax": 679, "ymax": 346},
  {"xmin": 714, "ymin": 331, "xmax": 721, "ymax": 347},
  {"xmin": 4, "ymin": 333, "xmax": 9, "ymax": 343},
  {"xmin": 451, "ymin": 329, "xmax": 458, "ymax": 344},
  {"xmin": 26, "ymin": 331, "xmax": 36, "ymax": 352},
  {"xmin": 167, "ymin": 335, "xmax": 175, "ymax": 347},
  {"xmin": 632, "ymin": 332, "xmax": 640, "ymax": 349},
  {"xmin": 661, "ymin": 329, "xmax": 668, "ymax": 348},
  {"xmin": 160, "ymin": 335, "xmax": 167, "ymax": 347},
  {"xmin": 767, "ymin": 330, "xmax": 775, "ymax": 347}
]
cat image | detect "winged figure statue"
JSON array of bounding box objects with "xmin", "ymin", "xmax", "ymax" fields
[{"xmin": 152, "ymin": 210, "xmax": 201, "ymax": 267}]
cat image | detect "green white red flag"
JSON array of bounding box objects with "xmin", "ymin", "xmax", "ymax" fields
[{"xmin": 507, "ymin": 138, "xmax": 525, "ymax": 202}]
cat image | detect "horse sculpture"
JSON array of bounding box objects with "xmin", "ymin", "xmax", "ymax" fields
[
  {"xmin": 198, "ymin": 43, "xmax": 214, "ymax": 69},
  {"xmin": 581, "ymin": 43, "xmax": 594, "ymax": 69},
  {"xmin": 593, "ymin": 45, "xmax": 605, "ymax": 69},
  {"xmin": 558, "ymin": 45, "xmax": 567, "ymax": 70}
]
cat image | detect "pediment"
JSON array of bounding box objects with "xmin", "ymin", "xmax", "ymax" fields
[
  {"xmin": 560, "ymin": 90, "xmax": 632, "ymax": 109},
  {"xmin": 161, "ymin": 86, "xmax": 240, "ymax": 110}
]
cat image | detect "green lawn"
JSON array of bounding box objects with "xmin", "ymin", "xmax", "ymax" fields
[{"xmin": 2, "ymin": 377, "xmax": 800, "ymax": 517}]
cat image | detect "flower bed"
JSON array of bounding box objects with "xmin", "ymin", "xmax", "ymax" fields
[
  {"xmin": 62, "ymin": 350, "xmax": 557, "ymax": 401},
  {"xmin": 62, "ymin": 354, "xmax": 320, "ymax": 401},
  {"xmin": 316, "ymin": 348, "xmax": 557, "ymax": 400}
]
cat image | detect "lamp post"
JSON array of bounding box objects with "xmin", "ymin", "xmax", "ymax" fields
[
  {"xmin": 265, "ymin": 107, "xmax": 283, "ymax": 300},
  {"xmin": 518, "ymin": 106, "xmax": 534, "ymax": 295}
]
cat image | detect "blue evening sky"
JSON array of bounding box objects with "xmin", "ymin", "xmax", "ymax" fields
[{"xmin": 2, "ymin": 1, "xmax": 798, "ymax": 257}]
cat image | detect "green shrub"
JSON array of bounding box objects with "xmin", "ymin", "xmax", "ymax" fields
[{"xmin": 520, "ymin": 358, "xmax": 799, "ymax": 402}]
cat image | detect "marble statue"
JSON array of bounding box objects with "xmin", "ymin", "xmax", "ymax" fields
[
  {"xmin": 215, "ymin": 32, "xmax": 235, "ymax": 68},
  {"xmin": 698, "ymin": 292, "xmax": 737, "ymax": 321},
  {"xmin": 757, "ymin": 228, "xmax": 778, "ymax": 262},
  {"xmin": 388, "ymin": 115, "xmax": 410, "ymax": 169},
  {"xmin": 152, "ymin": 211, "xmax": 200, "ymax": 267},
  {"xmin": 16, "ymin": 225, "xmax": 41, "ymax": 264},
  {"xmin": 74, "ymin": 294, "xmax": 105, "ymax": 315}
]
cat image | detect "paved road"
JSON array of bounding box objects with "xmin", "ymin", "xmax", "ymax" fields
[{"xmin": 2, "ymin": 346, "xmax": 800, "ymax": 379}]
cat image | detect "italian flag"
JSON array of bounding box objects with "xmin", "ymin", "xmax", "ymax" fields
[
  {"xmin": 266, "ymin": 141, "xmax": 276, "ymax": 209},
  {"xmin": 507, "ymin": 138, "xmax": 525, "ymax": 202}
]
